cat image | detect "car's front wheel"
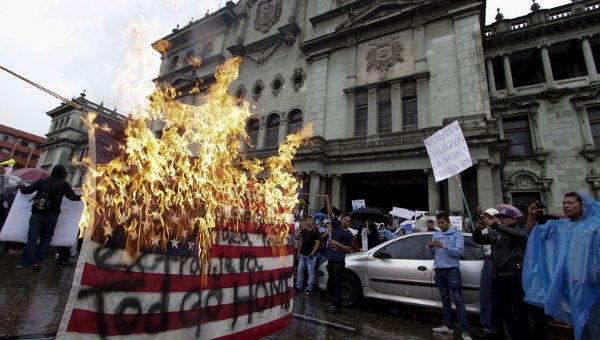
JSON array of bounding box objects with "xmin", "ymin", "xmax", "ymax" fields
[{"xmin": 341, "ymin": 273, "xmax": 361, "ymax": 306}]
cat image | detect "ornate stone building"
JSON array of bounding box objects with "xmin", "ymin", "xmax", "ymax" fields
[
  {"xmin": 153, "ymin": 0, "xmax": 600, "ymax": 216},
  {"xmin": 484, "ymin": 0, "xmax": 600, "ymax": 213},
  {"xmin": 38, "ymin": 92, "xmax": 126, "ymax": 187}
]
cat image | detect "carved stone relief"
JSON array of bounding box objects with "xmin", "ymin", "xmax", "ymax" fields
[
  {"xmin": 366, "ymin": 36, "xmax": 404, "ymax": 80},
  {"xmin": 254, "ymin": 0, "xmax": 282, "ymax": 33},
  {"xmin": 235, "ymin": 84, "xmax": 247, "ymax": 104},
  {"xmin": 514, "ymin": 174, "xmax": 535, "ymax": 189},
  {"xmin": 270, "ymin": 73, "xmax": 285, "ymax": 97},
  {"xmin": 252, "ymin": 79, "xmax": 265, "ymax": 101},
  {"xmin": 290, "ymin": 68, "xmax": 306, "ymax": 92}
]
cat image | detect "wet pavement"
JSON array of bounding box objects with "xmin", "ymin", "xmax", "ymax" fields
[{"xmin": 0, "ymin": 247, "xmax": 574, "ymax": 339}]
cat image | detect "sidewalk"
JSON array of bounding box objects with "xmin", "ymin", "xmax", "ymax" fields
[{"xmin": 0, "ymin": 247, "xmax": 76, "ymax": 338}]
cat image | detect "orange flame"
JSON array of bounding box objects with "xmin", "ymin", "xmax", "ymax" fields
[
  {"xmin": 80, "ymin": 56, "xmax": 311, "ymax": 272},
  {"xmin": 187, "ymin": 56, "xmax": 202, "ymax": 68},
  {"xmin": 152, "ymin": 39, "xmax": 172, "ymax": 56}
]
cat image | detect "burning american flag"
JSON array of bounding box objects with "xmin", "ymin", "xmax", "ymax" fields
[{"xmin": 56, "ymin": 56, "xmax": 310, "ymax": 339}]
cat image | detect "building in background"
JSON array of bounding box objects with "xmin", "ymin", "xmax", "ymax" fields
[
  {"xmin": 484, "ymin": 0, "xmax": 600, "ymax": 213},
  {"xmin": 151, "ymin": 0, "xmax": 600, "ymax": 216},
  {"xmin": 0, "ymin": 124, "xmax": 45, "ymax": 168},
  {"xmin": 38, "ymin": 91, "xmax": 126, "ymax": 187},
  {"xmin": 152, "ymin": 0, "xmax": 502, "ymax": 215}
]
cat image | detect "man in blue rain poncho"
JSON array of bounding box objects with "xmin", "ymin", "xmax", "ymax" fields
[{"xmin": 524, "ymin": 192, "xmax": 600, "ymax": 340}]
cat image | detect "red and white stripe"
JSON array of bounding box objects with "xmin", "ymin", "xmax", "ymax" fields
[{"xmin": 57, "ymin": 224, "xmax": 294, "ymax": 339}]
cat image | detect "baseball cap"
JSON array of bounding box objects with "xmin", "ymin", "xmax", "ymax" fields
[
  {"xmin": 483, "ymin": 208, "xmax": 499, "ymax": 216},
  {"xmin": 496, "ymin": 208, "xmax": 518, "ymax": 220}
]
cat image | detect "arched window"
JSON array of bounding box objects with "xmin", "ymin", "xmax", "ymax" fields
[
  {"xmin": 246, "ymin": 118, "xmax": 260, "ymax": 148},
  {"xmin": 287, "ymin": 109, "xmax": 303, "ymax": 135},
  {"xmin": 265, "ymin": 114, "xmax": 280, "ymax": 148}
]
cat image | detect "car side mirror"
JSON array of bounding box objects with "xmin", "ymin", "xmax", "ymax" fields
[{"xmin": 374, "ymin": 250, "xmax": 391, "ymax": 259}]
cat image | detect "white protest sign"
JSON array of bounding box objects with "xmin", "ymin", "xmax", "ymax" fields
[
  {"xmin": 449, "ymin": 216, "xmax": 463, "ymax": 231},
  {"xmin": 352, "ymin": 199, "xmax": 366, "ymax": 211},
  {"xmin": 424, "ymin": 120, "xmax": 473, "ymax": 182},
  {"xmin": 0, "ymin": 191, "xmax": 84, "ymax": 246},
  {"xmin": 389, "ymin": 207, "xmax": 415, "ymax": 220}
]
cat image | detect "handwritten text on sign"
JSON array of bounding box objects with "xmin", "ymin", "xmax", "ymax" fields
[{"xmin": 424, "ymin": 121, "xmax": 473, "ymax": 182}]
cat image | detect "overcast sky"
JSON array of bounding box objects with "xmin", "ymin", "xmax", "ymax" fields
[{"xmin": 0, "ymin": 0, "xmax": 569, "ymax": 137}]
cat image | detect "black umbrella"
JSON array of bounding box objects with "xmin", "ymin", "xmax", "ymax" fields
[{"xmin": 349, "ymin": 207, "xmax": 387, "ymax": 222}]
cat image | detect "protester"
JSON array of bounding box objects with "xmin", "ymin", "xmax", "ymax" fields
[
  {"xmin": 428, "ymin": 212, "xmax": 472, "ymax": 340},
  {"xmin": 17, "ymin": 164, "xmax": 81, "ymax": 270},
  {"xmin": 426, "ymin": 219, "xmax": 436, "ymax": 232},
  {"xmin": 474, "ymin": 208, "xmax": 498, "ymax": 337},
  {"xmin": 474, "ymin": 206, "xmax": 529, "ymax": 339},
  {"xmin": 295, "ymin": 215, "xmax": 321, "ymax": 295},
  {"xmin": 316, "ymin": 218, "xmax": 330, "ymax": 272},
  {"xmin": 324, "ymin": 198, "xmax": 353, "ymax": 314},
  {"xmin": 524, "ymin": 192, "xmax": 600, "ymax": 340},
  {"xmin": 355, "ymin": 220, "xmax": 379, "ymax": 251}
]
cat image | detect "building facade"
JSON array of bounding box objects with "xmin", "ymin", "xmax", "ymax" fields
[
  {"xmin": 38, "ymin": 92, "xmax": 126, "ymax": 187},
  {"xmin": 0, "ymin": 124, "xmax": 45, "ymax": 169},
  {"xmin": 152, "ymin": 0, "xmax": 600, "ymax": 216},
  {"xmin": 485, "ymin": 0, "xmax": 600, "ymax": 213}
]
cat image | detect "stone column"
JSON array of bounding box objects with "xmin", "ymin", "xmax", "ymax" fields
[
  {"xmin": 416, "ymin": 75, "xmax": 429, "ymax": 128},
  {"xmin": 427, "ymin": 169, "xmax": 441, "ymax": 213},
  {"xmin": 581, "ymin": 37, "xmax": 599, "ymax": 83},
  {"xmin": 346, "ymin": 90, "xmax": 355, "ymax": 138},
  {"xmin": 492, "ymin": 166, "xmax": 503, "ymax": 204},
  {"xmin": 367, "ymin": 85, "xmax": 377, "ymax": 135},
  {"xmin": 331, "ymin": 175, "xmax": 342, "ymax": 209},
  {"xmin": 447, "ymin": 174, "xmax": 463, "ymax": 213},
  {"xmin": 287, "ymin": 0, "xmax": 298, "ymax": 23},
  {"xmin": 539, "ymin": 45, "xmax": 555, "ymax": 88},
  {"xmin": 476, "ymin": 160, "xmax": 494, "ymax": 209},
  {"xmin": 309, "ymin": 172, "xmax": 321, "ymax": 214},
  {"xmin": 390, "ymin": 80, "xmax": 402, "ymax": 132},
  {"xmin": 235, "ymin": 14, "xmax": 248, "ymax": 45},
  {"xmin": 306, "ymin": 54, "xmax": 330, "ymax": 137},
  {"xmin": 414, "ymin": 20, "xmax": 427, "ymax": 73},
  {"xmin": 502, "ymin": 54, "xmax": 515, "ymax": 95},
  {"xmin": 256, "ymin": 123, "xmax": 266, "ymax": 149},
  {"xmin": 485, "ymin": 58, "xmax": 497, "ymax": 98},
  {"xmin": 346, "ymin": 39, "xmax": 357, "ymax": 88},
  {"xmin": 277, "ymin": 119, "xmax": 287, "ymax": 145}
]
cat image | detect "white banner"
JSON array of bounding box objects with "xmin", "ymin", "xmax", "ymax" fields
[
  {"xmin": 424, "ymin": 121, "xmax": 473, "ymax": 182},
  {"xmin": 389, "ymin": 207, "xmax": 414, "ymax": 220},
  {"xmin": 351, "ymin": 199, "xmax": 366, "ymax": 211},
  {"xmin": 450, "ymin": 216, "xmax": 463, "ymax": 231},
  {"xmin": 0, "ymin": 191, "xmax": 84, "ymax": 246}
]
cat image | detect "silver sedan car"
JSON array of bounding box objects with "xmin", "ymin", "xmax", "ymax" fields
[{"xmin": 317, "ymin": 232, "xmax": 483, "ymax": 313}]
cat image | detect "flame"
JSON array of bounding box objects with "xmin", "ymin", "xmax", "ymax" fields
[
  {"xmin": 153, "ymin": 39, "xmax": 172, "ymax": 56},
  {"xmin": 187, "ymin": 56, "xmax": 202, "ymax": 68},
  {"xmin": 80, "ymin": 56, "xmax": 311, "ymax": 273}
]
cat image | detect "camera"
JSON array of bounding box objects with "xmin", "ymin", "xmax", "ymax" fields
[
  {"xmin": 535, "ymin": 201, "xmax": 547, "ymax": 209},
  {"xmin": 477, "ymin": 212, "xmax": 485, "ymax": 221}
]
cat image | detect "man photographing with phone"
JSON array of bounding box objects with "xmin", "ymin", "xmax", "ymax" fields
[
  {"xmin": 524, "ymin": 192, "xmax": 600, "ymax": 340},
  {"xmin": 428, "ymin": 212, "xmax": 471, "ymax": 340}
]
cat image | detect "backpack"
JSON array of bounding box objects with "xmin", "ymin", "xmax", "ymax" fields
[{"xmin": 30, "ymin": 182, "xmax": 52, "ymax": 213}]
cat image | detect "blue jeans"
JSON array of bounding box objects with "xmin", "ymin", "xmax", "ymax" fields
[
  {"xmin": 296, "ymin": 254, "xmax": 317, "ymax": 291},
  {"xmin": 434, "ymin": 267, "xmax": 469, "ymax": 332},
  {"xmin": 21, "ymin": 212, "xmax": 59, "ymax": 267},
  {"xmin": 479, "ymin": 257, "xmax": 496, "ymax": 332}
]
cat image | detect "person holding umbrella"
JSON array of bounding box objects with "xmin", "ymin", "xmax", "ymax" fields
[{"xmin": 17, "ymin": 164, "xmax": 81, "ymax": 270}]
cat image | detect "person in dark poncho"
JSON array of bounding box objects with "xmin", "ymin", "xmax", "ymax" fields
[
  {"xmin": 524, "ymin": 192, "xmax": 600, "ymax": 340},
  {"xmin": 18, "ymin": 164, "xmax": 81, "ymax": 270}
]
